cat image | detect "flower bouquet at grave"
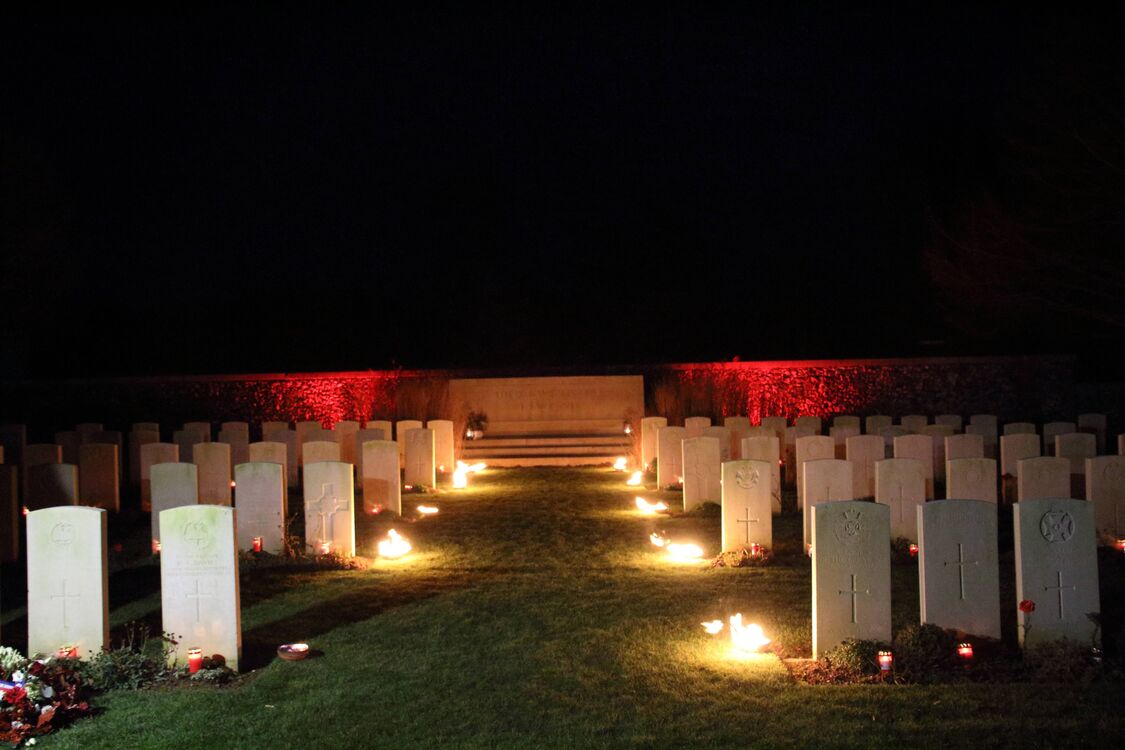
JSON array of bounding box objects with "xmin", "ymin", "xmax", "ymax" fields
[
  {"xmin": 710, "ymin": 545, "xmax": 773, "ymax": 568},
  {"xmin": 0, "ymin": 647, "xmax": 92, "ymax": 746}
]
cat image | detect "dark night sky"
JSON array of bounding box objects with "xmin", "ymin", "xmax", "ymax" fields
[{"xmin": 2, "ymin": 6, "xmax": 1123, "ymax": 378}]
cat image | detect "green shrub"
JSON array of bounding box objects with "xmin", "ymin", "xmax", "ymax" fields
[
  {"xmin": 824, "ymin": 639, "xmax": 886, "ymax": 676},
  {"xmin": 892, "ymin": 623, "xmax": 960, "ymax": 683}
]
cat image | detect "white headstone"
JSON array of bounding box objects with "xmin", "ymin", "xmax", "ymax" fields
[
  {"xmin": 724, "ymin": 417, "xmax": 751, "ymax": 460},
  {"xmin": 701, "ymin": 426, "xmax": 732, "ymax": 462},
  {"xmin": 183, "ymin": 422, "xmax": 211, "ymax": 444},
  {"xmin": 333, "ymin": 421, "xmax": 361, "ymax": 466},
  {"xmin": 1017, "ymin": 456, "xmax": 1070, "ymax": 502},
  {"xmin": 27, "ymin": 506, "xmax": 109, "ymax": 658},
  {"xmin": 1001, "ymin": 433, "xmax": 1041, "ymax": 479},
  {"xmin": 875, "ymin": 458, "xmax": 925, "ymax": 541},
  {"xmin": 1004, "ymin": 422, "xmax": 1037, "ymax": 437},
  {"xmin": 361, "ymin": 441, "xmax": 401, "ymax": 516},
  {"xmin": 140, "ymin": 443, "xmax": 178, "ymax": 512},
  {"xmin": 1056, "ymin": 433, "xmax": 1096, "ymax": 476},
  {"xmin": 1077, "ymin": 413, "xmax": 1107, "ymax": 455},
  {"xmin": 366, "ymin": 420, "xmax": 393, "ymax": 441},
  {"xmin": 172, "ymin": 430, "xmax": 195, "ymax": 467},
  {"xmin": 159, "ymin": 504, "xmax": 240, "ymax": 670},
  {"xmin": 845, "ymin": 434, "xmax": 884, "ymax": 499},
  {"xmin": 829, "ymin": 425, "xmax": 860, "ymax": 460},
  {"xmin": 682, "ymin": 437, "xmax": 721, "ymax": 511},
  {"xmin": 303, "ymin": 461, "xmax": 355, "ymax": 556},
  {"xmin": 151, "ymin": 463, "xmax": 199, "ymax": 543},
  {"xmin": 811, "ymin": 501, "xmax": 891, "ymax": 658},
  {"xmin": 945, "ymin": 433, "xmax": 984, "ymax": 462},
  {"xmin": 220, "ymin": 421, "xmax": 249, "ymax": 438},
  {"xmin": 684, "ymin": 416, "xmax": 711, "ymax": 439},
  {"xmin": 262, "ymin": 428, "xmax": 299, "ymax": 488},
  {"xmin": 740, "ymin": 436, "xmax": 781, "ymax": 514},
  {"xmin": 657, "ymin": 426, "xmax": 687, "ymax": 489},
  {"xmin": 946, "ymin": 458, "xmax": 997, "ymax": 503},
  {"xmin": 234, "ymin": 462, "xmax": 286, "ymax": 554},
  {"xmin": 935, "ymin": 414, "xmax": 963, "ymax": 432},
  {"xmin": 1014, "ymin": 498, "xmax": 1100, "ymax": 646},
  {"xmin": 26, "ymin": 444, "xmax": 62, "ymax": 467},
  {"xmin": 427, "ymin": 420, "xmax": 455, "ymax": 473},
  {"xmin": 302, "ymin": 440, "xmax": 341, "ymax": 466},
  {"xmin": 193, "ymin": 442, "xmax": 232, "ymax": 506},
  {"xmin": 893, "ymin": 434, "xmax": 934, "ymax": 499},
  {"xmin": 261, "ymin": 421, "xmax": 289, "ymax": 438},
  {"xmin": 1042, "ymin": 422, "xmax": 1076, "ymax": 457},
  {"xmin": 27, "ymin": 464, "xmax": 79, "ymax": 510},
  {"xmin": 966, "ymin": 422, "xmax": 998, "ymax": 459},
  {"xmin": 79, "ymin": 443, "xmax": 119, "ymax": 512},
  {"xmin": 248, "ymin": 441, "xmax": 289, "ymax": 508},
  {"xmin": 129, "ymin": 428, "xmax": 160, "ymax": 487},
  {"xmin": 353, "ymin": 429, "xmax": 386, "ymax": 479},
  {"xmin": 404, "ymin": 428, "xmax": 436, "ymax": 488},
  {"xmin": 640, "ymin": 417, "xmax": 668, "ymax": 470},
  {"xmin": 395, "ymin": 420, "xmax": 423, "ymax": 466},
  {"xmin": 1086, "ymin": 455, "xmax": 1125, "ymax": 538},
  {"xmin": 795, "ymin": 416, "xmax": 822, "ymax": 435},
  {"xmin": 796, "ymin": 435, "xmax": 835, "ymax": 508},
  {"xmin": 802, "ymin": 459, "xmax": 854, "ymax": 549},
  {"xmin": 833, "ymin": 415, "xmax": 861, "ymax": 432},
  {"xmin": 918, "ymin": 500, "xmax": 1000, "ymax": 639},
  {"xmin": 922, "ymin": 425, "xmax": 955, "ymax": 483},
  {"xmin": 901, "ymin": 415, "xmax": 928, "ymax": 433},
  {"xmin": 217, "ymin": 428, "xmax": 250, "ymax": 474},
  {"xmin": 721, "ymin": 460, "xmax": 773, "ymax": 551},
  {"xmin": 865, "ymin": 415, "xmax": 892, "ymax": 435}
]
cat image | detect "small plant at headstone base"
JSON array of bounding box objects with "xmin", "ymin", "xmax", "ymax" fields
[
  {"xmin": 185, "ymin": 654, "xmax": 236, "ymax": 686},
  {"xmin": 891, "ymin": 623, "xmax": 962, "ymax": 683},
  {"xmin": 710, "ymin": 545, "xmax": 773, "ymax": 568},
  {"xmin": 1017, "ymin": 598, "xmax": 1036, "ymax": 644},
  {"xmin": 1020, "ymin": 638, "xmax": 1106, "ymax": 684},
  {"xmin": 789, "ymin": 639, "xmax": 893, "ymax": 684},
  {"xmin": 74, "ymin": 621, "xmax": 175, "ymax": 691},
  {"xmin": 0, "ymin": 649, "xmax": 93, "ymax": 746}
]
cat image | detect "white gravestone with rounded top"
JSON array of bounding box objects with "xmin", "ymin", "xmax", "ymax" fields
[
  {"xmin": 894, "ymin": 434, "xmax": 934, "ymax": 499},
  {"xmin": 702, "ymin": 426, "xmax": 732, "ymax": 462},
  {"xmin": 656, "ymin": 426, "xmax": 687, "ymax": 489},
  {"xmin": 682, "ymin": 437, "xmax": 721, "ymax": 511},
  {"xmin": 875, "ymin": 458, "xmax": 925, "ymax": 541},
  {"xmin": 741, "ymin": 435, "xmax": 781, "ymax": 514},
  {"xmin": 302, "ymin": 440, "xmax": 341, "ymax": 466},
  {"xmin": 1086, "ymin": 455, "xmax": 1125, "ymax": 538},
  {"xmin": 27, "ymin": 464, "xmax": 79, "ymax": 510},
  {"xmin": 802, "ymin": 459, "xmax": 853, "ymax": 549},
  {"xmin": 361, "ymin": 440, "xmax": 401, "ymax": 516},
  {"xmin": 405, "ymin": 428, "xmax": 436, "ymax": 488},
  {"xmin": 684, "ymin": 416, "xmax": 711, "ymax": 439},
  {"xmin": 721, "ymin": 460, "xmax": 773, "ymax": 552},
  {"xmin": 193, "ymin": 442, "xmax": 231, "ymax": 506},
  {"xmin": 918, "ymin": 499, "xmax": 1000, "ymax": 639},
  {"xmin": 845, "ymin": 434, "xmax": 884, "ymax": 499},
  {"xmin": 795, "ymin": 435, "xmax": 834, "ymax": 509},
  {"xmin": 140, "ymin": 443, "xmax": 178, "ymax": 512},
  {"xmin": 234, "ymin": 462, "xmax": 286, "ymax": 554},
  {"xmin": 79, "ymin": 442, "xmax": 119, "ymax": 512},
  {"xmin": 427, "ymin": 420, "xmax": 455, "ymax": 473},
  {"xmin": 262, "ymin": 428, "xmax": 299, "ymax": 488},
  {"xmin": 1001, "ymin": 433, "xmax": 1040, "ymax": 479},
  {"xmin": 303, "ymin": 461, "xmax": 355, "ymax": 556},
  {"xmin": 151, "ymin": 462, "xmax": 198, "ymax": 543},
  {"xmin": 946, "ymin": 458, "xmax": 997, "ymax": 503},
  {"xmin": 395, "ymin": 420, "xmax": 423, "ymax": 466},
  {"xmin": 1017, "ymin": 456, "xmax": 1070, "ymax": 502},
  {"xmin": 1042, "ymin": 422, "xmax": 1076, "ymax": 457},
  {"xmin": 724, "ymin": 417, "xmax": 751, "ymax": 460},
  {"xmin": 640, "ymin": 417, "xmax": 667, "ymax": 471},
  {"xmin": 333, "ymin": 421, "xmax": 361, "ymax": 466}
]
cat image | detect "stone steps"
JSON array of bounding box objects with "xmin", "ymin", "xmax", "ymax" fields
[
  {"xmin": 461, "ymin": 432, "xmax": 631, "ymax": 466},
  {"xmin": 471, "ymin": 455, "xmax": 622, "ymax": 467}
]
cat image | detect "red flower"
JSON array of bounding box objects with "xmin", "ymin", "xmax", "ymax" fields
[
  {"xmin": 2, "ymin": 686, "xmax": 27, "ymax": 704},
  {"xmin": 1019, "ymin": 599, "xmax": 1036, "ymax": 613}
]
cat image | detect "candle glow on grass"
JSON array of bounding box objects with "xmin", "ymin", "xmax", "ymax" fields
[
  {"xmin": 650, "ymin": 532, "xmax": 704, "ymax": 563},
  {"xmin": 634, "ymin": 496, "xmax": 667, "ymax": 515},
  {"xmin": 377, "ymin": 529, "xmax": 412, "ymax": 558},
  {"xmin": 626, "ymin": 470, "xmax": 643, "ymax": 486}
]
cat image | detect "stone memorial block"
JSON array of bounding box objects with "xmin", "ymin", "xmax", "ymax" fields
[
  {"xmin": 79, "ymin": 443, "xmax": 119, "ymax": 512},
  {"xmin": 724, "ymin": 417, "xmax": 751, "ymax": 460},
  {"xmin": 795, "ymin": 416, "xmax": 822, "ymax": 435},
  {"xmin": 0, "ymin": 466, "xmax": 18, "ymax": 562},
  {"xmin": 684, "ymin": 416, "xmax": 711, "ymax": 439},
  {"xmin": 150, "ymin": 462, "xmax": 199, "ymax": 543},
  {"xmin": 193, "ymin": 442, "xmax": 232, "ymax": 506},
  {"xmin": 129, "ymin": 428, "xmax": 160, "ymax": 487},
  {"xmin": 234, "ymin": 462, "xmax": 286, "ymax": 554},
  {"xmin": 262, "ymin": 428, "xmax": 299, "ymax": 488},
  {"xmin": 1004, "ymin": 422, "xmax": 1037, "ymax": 437},
  {"xmin": 303, "ymin": 461, "xmax": 355, "ymax": 556},
  {"xmin": 935, "ymin": 414, "xmax": 963, "ymax": 432},
  {"xmin": 876, "ymin": 458, "xmax": 925, "ymax": 541},
  {"xmin": 87, "ymin": 430, "xmax": 124, "ymax": 485},
  {"xmin": 641, "ymin": 417, "xmax": 668, "ymax": 470},
  {"xmin": 784, "ymin": 426, "xmax": 812, "ymax": 489},
  {"xmin": 741, "ymin": 436, "xmax": 781, "ymax": 514},
  {"xmin": 1017, "ymin": 456, "xmax": 1070, "ymax": 502},
  {"xmin": 302, "ymin": 440, "xmax": 341, "ymax": 466},
  {"xmin": 367, "ymin": 420, "xmax": 393, "ymax": 439},
  {"xmin": 26, "ymin": 444, "xmax": 63, "ymax": 467},
  {"xmin": 217, "ymin": 428, "xmax": 250, "ymax": 474},
  {"xmin": 894, "ymin": 434, "xmax": 934, "ymax": 499},
  {"xmin": 1014, "ymin": 498, "xmax": 1100, "ymax": 646},
  {"xmin": 901, "ymin": 415, "xmax": 928, "ymax": 434},
  {"xmin": 702, "ymin": 426, "xmax": 732, "ymax": 462},
  {"xmin": 682, "ymin": 437, "xmax": 721, "ymax": 511},
  {"xmin": 721, "ymin": 460, "xmax": 773, "ymax": 551},
  {"xmin": 1042, "ymin": 422, "xmax": 1076, "ymax": 457},
  {"xmin": 27, "ymin": 506, "xmax": 109, "ymax": 658},
  {"xmin": 140, "ymin": 443, "xmax": 178, "ymax": 512},
  {"xmin": 426, "ymin": 420, "xmax": 455, "ymax": 473},
  {"xmin": 845, "ymin": 434, "xmax": 884, "ymax": 499},
  {"xmin": 306, "ymin": 427, "xmax": 337, "ymax": 444},
  {"xmin": 1086, "ymin": 456, "xmax": 1125, "ymax": 538},
  {"xmin": 865, "ymin": 415, "xmax": 892, "ymax": 435},
  {"xmin": 946, "ymin": 458, "xmax": 997, "ymax": 503},
  {"xmin": 54, "ymin": 431, "xmax": 82, "ymax": 466},
  {"xmin": 760, "ymin": 416, "xmax": 787, "ymax": 444},
  {"xmin": 159, "ymin": 504, "xmax": 241, "ymax": 670},
  {"xmin": 796, "ymin": 435, "xmax": 835, "ymax": 508},
  {"xmin": 811, "ymin": 501, "xmax": 891, "ymax": 658},
  {"xmin": 966, "ymin": 423, "xmax": 998, "ymax": 460},
  {"xmin": 332, "ymin": 421, "xmax": 361, "ymax": 466},
  {"xmin": 405, "ymin": 428, "xmax": 436, "ymax": 488},
  {"xmin": 361, "ymin": 440, "xmax": 401, "ymax": 515},
  {"xmin": 395, "ymin": 420, "xmax": 423, "ymax": 465},
  {"xmin": 833, "ymin": 415, "xmax": 861, "ymax": 432},
  {"xmin": 802, "ymin": 459, "xmax": 854, "ymax": 549},
  {"xmin": 353, "ymin": 429, "xmax": 385, "ymax": 478},
  {"xmin": 917, "ymin": 500, "xmax": 1000, "ymax": 639},
  {"xmin": 922, "ymin": 425, "xmax": 956, "ymax": 483},
  {"xmin": 879, "ymin": 427, "xmax": 910, "ymax": 457},
  {"xmin": 220, "ymin": 421, "xmax": 249, "ymax": 438},
  {"xmin": 261, "ymin": 421, "xmax": 289, "ymax": 438},
  {"xmin": 1001, "ymin": 434, "xmax": 1040, "ymax": 479},
  {"xmin": 295, "ymin": 421, "xmax": 322, "ymax": 463},
  {"xmin": 1056, "ymin": 433, "xmax": 1096, "ymax": 476},
  {"xmin": 945, "ymin": 434, "xmax": 984, "ymax": 463},
  {"xmin": 27, "ymin": 464, "xmax": 79, "ymax": 510},
  {"xmin": 183, "ymin": 422, "xmax": 211, "ymax": 444},
  {"xmin": 248, "ymin": 441, "xmax": 289, "ymax": 506},
  {"xmin": 657, "ymin": 426, "xmax": 687, "ymax": 489},
  {"xmin": 830, "ymin": 425, "xmax": 859, "ymax": 460},
  {"xmin": 1078, "ymin": 413, "xmax": 1107, "ymax": 455}
]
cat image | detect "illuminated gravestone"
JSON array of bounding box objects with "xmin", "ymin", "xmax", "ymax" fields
[
  {"xmin": 1086, "ymin": 456, "xmax": 1125, "ymax": 538},
  {"xmin": 27, "ymin": 506, "xmax": 108, "ymax": 658},
  {"xmin": 901, "ymin": 415, "xmax": 927, "ymax": 434},
  {"xmin": 945, "ymin": 458, "xmax": 997, "ymax": 503},
  {"xmin": 193, "ymin": 442, "xmax": 232, "ymax": 506},
  {"xmin": 427, "ymin": 420, "xmax": 455, "ymax": 473},
  {"xmin": 303, "ymin": 461, "xmax": 355, "ymax": 556},
  {"xmin": 875, "ymin": 457, "xmax": 925, "ymax": 541},
  {"xmin": 640, "ymin": 417, "xmax": 667, "ymax": 470},
  {"xmin": 864, "ymin": 415, "xmax": 892, "ymax": 435},
  {"xmin": 262, "ymin": 428, "xmax": 299, "ymax": 488},
  {"xmin": 683, "ymin": 416, "xmax": 711, "ymax": 439},
  {"xmin": 724, "ymin": 417, "xmax": 750, "ymax": 460},
  {"xmin": 353, "ymin": 429, "xmax": 385, "ymax": 480},
  {"xmin": 333, "ymin": 421, "xmax": 361, "ymax": 465},
  {"xmin": 702, "ymin": 426, "xmax": 732, "ymax": 462},
  {"xmin": 966, "ymin": 424, "xmax": 998, "ymax": 461},
  {"xmin": 785, "ymin": 426, "xmax": 811, "ymax": 489},
  {"xmin": 405, "ymin": 428, "xmax": 436, "ymax": 488},
  {"xmin": 795, "ymin": 435, "xmax": 834, "ymax": 509},
  {"xmin": 759, "ymin": 417, "xmax": 787, "ymax": 484},
  {"xmin": 879, "ymin": 427, "xmax": 910, "ymax": 457},
  {"xmin": 1056, "ymin": 433, "xmax": 1096, "ymax": 496},
  {"xmin": 183, "ymin": 422, "xmax": 211, "ymax": 445},
  {"xmin": 234, "ymin": 462, "xmax": 286, "ymax": 554},
  {"xmin": 833, "ymin": 415, "xmax": 861, "ymax": 433},
  {"xmin": 795, "ymin": 416, "xmax": 822, "ymax": 436},
  {"xmin": 1014, "ymin": 498, "xmax": 1100, "ymax": 646},
  {"xmin": 367, "ymin": 420, "xmax": 393, "ymax": 440},
  {"xmin": 0, "ymin": 465, "xmax": 18, "ymax": 562},
  {"xmin": 1041, "ymin": 422, "xmax": 1075, "ymax": 457},
  {"xmin": 802, "ymin": 459, "xmax": 854, "ymax": 549},
  {"xmin": 217, "ymin": 426, "xmax": 249, "ymax": 475},
  {"xmin": 220, "ymin": 421, "xmax": 249, "ymax": 438},
  {"xmin": 935, "ymin": 414, "xmax": 963, "ymax": 432},
  {"xmin": 361, "ymin": 440, "xmax": 401, "ymax": 516},
  {"xmin": 395, "ymin": 420, "xmax": 423, "ymax": 467},
  {"xmin": 830, "ymin": 425, "xmax": 859, "ymax": 460},
  {"xmin": 894, "ymin": 434, "xmax": 934, "ymax": 499},
  {"xmin": 682, "ymin": 437, "xmax": 721, "ymax": 511},
  {"xmin": 128, "ymin": 428, "xmax": 160, "ymax": 487},
  {"xmin": 656, "ymin": 426, "xmax": 687, "ymax": 489},
  {"xmin": 261, "ymin": 421, "xmax": 289, "ymax": 439},
  {"xmin": 302, "ymin": 440, "xmax": 341, "ymax": 466},
  {"xmin": 845, "ymin": 435, "xmax": 884, "ymax": 499},
  {"xmin": 140, "ymin": 443, "xmax": 178, "ymax": 512},
  {"xmin": 721, "ymin": 459, "xmax": 772, "ymax": 551},
  {"xmin": 1001, "ymin": 433, "xmax": 1040, "ymax": 480},
  {"xmin": 27, "ymin": 464, "xmax": 79, "ymax": 510},
  {"xmin": 55, "ymin": 431, "xmax": 82, "ymax": 466},
  {"xmin": 945, "ymin": 433, "xmax": 984, "ymax": 463},
  {"xmin": 295, "ymin": 421, "xmax": 321, "ymax": 465},
  {"xmin": 150, "ymin": 462, "xmax": 199, "ymax": 544},
  {"xmin": 918, "ymin": 500, "xmax": 1000, "ymax": 639},
  {"xmin": 1017, "ymin": 456, "xmax": 1070, "ymax": 502},
  {"xmin": 922, "ymin": 424, "xmax": 955, "ymax": 484},
  {"xmin": 812, "ymin": 501, "xmax": 891, "ymax": 659},
  {"xmin": 79, "ymin": 443, "xmax": 119, "ymax": 512},
  {"xmin": 159, "ymin": 504, "xmax": 241, "ymax": 671},
  {"xmin": 1077, "ymin": 413, "xmax": 1107, "ymax": 455},
  {"xmin": 1004, "ymin": 422, "xmax": 1037, "ymax": 437},
  {"xmin": 741, "ymin": 435, "xmax": 781, "ymax": 514}
]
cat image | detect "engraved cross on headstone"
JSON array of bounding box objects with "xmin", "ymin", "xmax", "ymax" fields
[
  {"xmin": 1044, "ymin": 570, "xmax": 1077, "ymax": 619},
  {"xmin": 185, "ymin": 579, "xmax": 213, "ymax": 623},
  {"xmin": 309, "ymin": 482, "xmax": 347, "ymax": 544},
  {"xmin": 736, "ymin": 506, "xmax": 760, "ymax": 545},
  {"xmin": 839, "ymin": 573, "xmax": 870, "ymax": 624},
  {"xmin": 942, "ymin": 542, "xmax": 979, "ymax": 601},
  {"xmin": 51, "ymin": 580, "xmax": 81, "ymax": 629}
]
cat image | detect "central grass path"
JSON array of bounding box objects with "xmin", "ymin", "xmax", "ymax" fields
[{"xmin": 46, "ymin": 468, "xmax": 1125, "ymax": 748}]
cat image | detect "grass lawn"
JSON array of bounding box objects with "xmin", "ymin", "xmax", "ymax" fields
[{"xmin": 6, "ymin": 467, "xmax": 1125, "ymax": 748}]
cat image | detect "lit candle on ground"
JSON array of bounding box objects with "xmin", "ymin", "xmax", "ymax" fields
[
  {"xmin": 634, "ymin": 497, "xmax": 668, "ymax": 515},
  {"xmin": 152, "ymin": 539, "xmax": 161, "ymax": 554},
  {"xmin": 750, "ymin": 543, "xmax": 762, "ymax": 557},
  {"xmin": 187, "ymin": 647, "xmax": 203, "ymax": 674},
  {"xmin": 613, "ymin": 457, "xmax": 628, "ymax": 471},
  {"xmin": 626, "ymin": 470, "xmax": 643, "ymax": 486},
  {"xmin": 878, "ymin": 651, "xmax": 893, "ymax": 672},
  {"xmin": 56, "ymin": 645, "xmax": 78, "ymax": 659},
  {"xmin": 957, "ymin": 643, "xmax": 974, "ymax": 660},
  {"xmin": 909, "ymin": 543, "xmax": 919, "ymax": 557},
  {"xmin": 417, "ymin": 505, "xmax": 439, "ymax": 515},
  {"xmin": 252, "ymin": 537, "xmax": 263, "ymax": 553},
  {"xmin": 318, "ymin": 541, "xmax": 330, "ymax": 555},
  {"xmin": 377, "ymin": 529, "xmax": 411, "ymax": 558}
]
